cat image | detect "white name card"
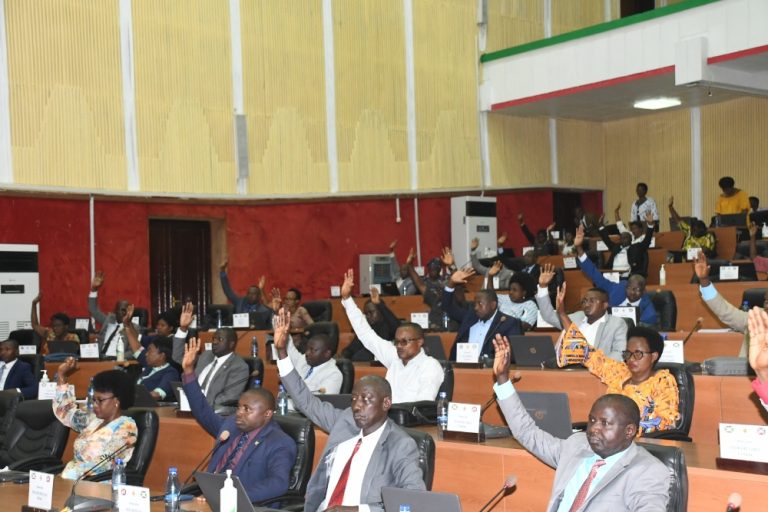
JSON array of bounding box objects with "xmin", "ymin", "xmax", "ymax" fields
[
  {"xmin": 330, "ymin": 286, "xmax": 341, "ymax": 298},
  {"xmin": 455, "ymin": 343, "xmax": 481, "ymax": 363},
  {"xmin": 414, "ymin": 266, "xmax": 425, "ymax": 276},
  {"xmin": 270, "ymin": 343, "xmax": 279, "ymax": 361},
  {"xmin": 611, "ymin": 307, "xmax": 637, "ymax": 325},
  {"xmin": 536, "ymin": 311, "xmax": 555, "ymax": 329},
  {"xmin": 649, "ymin": 237, "xmax": 656, "ymax": 248},
  {"xmin": 232, "ymin": 313, "xmax": 249, "ymax": 328},
  {"xmin": 603, "ymin": 272, "xmax": 621, "ymax": 283},
  {"xmin": 563, "ymin": 257, "xmax": 577, "ymax": 270},
  {"xmin": 522, "ymin": 246, "xmax": 534, "ymax": 255},
  {"xmin": 410, "ymin": 312, "xmax": 429, "ymax": 329},
  {"xmin": 38, "ymin": 382, "xmax": 73, "ymax": 400},
  {"xmin": 205, "ymin": 343, "xmax": 213, "ymax": 352},
  {"xmin": 550, "ymin": 230, "xmax": 560, "ymax": 240},
  {"xmin": 596, "ymin": 241, "xmax": 608, "ymax": 252},
  {"xmin": 658, "ymin": 340, "xmax": 685, "ymax": 364},
  {"xmin": 75, "ymin": 318, "xmax": 90, "ymax": 331},
  {"xmin": 116, "ymin": 484, "xmax": 151, "ymax": 512},
  {"xmin": 19, "ymin": 345, "xmax": 36, "ymax": 355},
  {"xmin": 446, "ymin": 402, "xmax": 482, "ymax": 433},
  {"xmin": 719, "ymin": 423, "xmax": 768, "ymax": 463},
  {"xmin": 686, "ymin": 248, "xmax": 702, "ymax": 261},
  {"xmin": 80, "ymin": 343, "xmax": 100, "ymax": 359},
  {"xmin": 492, "ymin": 276, "xmax": 500, "ymax": 289},
  {"xmin": 177, "ymin": 387, "xmax": 191, "ymax": 411},
  {"xmin": 719, "ymin": 265, "xmax": 739, "ymax": 281},
  {"xmin": 132, "ymin": 316, "xmax": 141, "ymax": 326},
  {"xmin": 28, "ymin": 470, "xmax": 54, "ymax": 510}
]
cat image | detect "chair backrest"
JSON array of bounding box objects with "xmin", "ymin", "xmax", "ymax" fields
[
  {"xmin": 242, "ymin": 357, "xmax": 265, "ymax": 390},
  {"xmin": 437, "ymin": 360, "xmax": 454, "ymax": 401},
  {"xmin": 9, "ymin": 329, "xmax": 36, "ymax": 350},
  {"xmin": 335, "ymin": 358, "xmax": 355, "ymax": 394},
  {"xmin": 304, "ymin": 322, "xmax": 340, "ymax": 354},
  {"xmin": 422, "ymin": 335, "xmax": 446, "ymax": 360},
  {"xmin": 654, "ymin": 363, "xmax": 695, "ymax": 437},
  {"xmin": 742, "ymin": 287, "xmax": 767, "ymax": 310},
  {"xmin": 637, "ymin": 443, "xmax": 688, "ymax": 512},
  {"xmin": 303, "ymin": 301, "xmax": 332, "ymax": 322},
  {"xmin": 3, "ymin": 399, "xmax": 70, "ymax": 466},
  {"xmin": 0, "ymin": 390, "xmax": 21, "ymax": 464},
  {"xmin": 18, "ymin": 354, "xmax": 44, "ymax": 382},
  {"xmin": 402, "ymin": 427, "xmax": 436, "ymax": 491},
  {"xmin": 648, "ymin": 290, "xmax": 677, "ymax": 331},
  {"xmin": 205, "ymin": 304, "xmax": 234, "ymax": 329},
  {"xmin": 272, "ymin": 414, "xmax": 315, "ymax": 498},
  {"xmin": 131, "ymin": 308, "xmax": 149, "ymax": 328}
]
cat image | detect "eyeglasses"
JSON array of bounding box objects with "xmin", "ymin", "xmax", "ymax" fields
[
  {"xmin": 394, "ymin": 337, "xmax": 421, "ymax": 347},
  {"xmin": 621, "ymin": 350, "xmax": 653, "ymax": 361},
  {"xmin": 92, "ymin": 396, "xmax": 116, "ymax": 405}
]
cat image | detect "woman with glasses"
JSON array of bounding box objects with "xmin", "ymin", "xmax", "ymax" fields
[
  {"xmin": 53, "ymin": 358, "xmax": 138, "ymax": 479},
  {"xmin": 560, "ymin": 326, "xmax": 679, "ymax": 434}
]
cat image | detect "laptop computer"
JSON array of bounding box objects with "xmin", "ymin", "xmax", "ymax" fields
[
  {"xmin": 422, "ymin": 335, "xmax": 447, "ymax": 360},
  {"xmin": 133, "ymin": 384, "xmax": 159, "ymax": 408},
  {"xmin": 509, "ymin": 335, "xmax": 557, "ymax": 367},
  {"xmin": 316, "ymin": 394, "xmax": 353, "ymax": 409},
  {"xmin": 516, "ymin": 391, "xmax": 573, "ymax": 439},
  {"xmin": 194, "ymin": 471, "xmax": 258, "ymax": 512},
  {"xmin": 379, "ymin": 281, "xmax": 401, "ymax": 297},
  {"xmin": 382, "ymin": 487, "xmax": 462, "ymax": 512}
]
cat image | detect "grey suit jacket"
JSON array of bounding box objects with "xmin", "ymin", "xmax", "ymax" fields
[
  {"xmin": 88, "ymin": 295, "xmax": 136, "ymax": 357},
  {"xmin": 282, "ymin": 368, "xmax": 425, "ymax": 512},
  {"xmin": 470, "ymin": 250, "xmax": 513, "ymax": 290},
  {"xmin": 536, "ymin": 292, "xmax": 627, "ymax": 361},
  {"xmin": 498, "ymin": 390, "xmax": 670, "ymax": 512},
  {"xmin": 702, "ymin": 288, "xmax": 749, "ymax": 356},
  {"xmin": 194, "ymin": 351, "xmax": 249, "ymax": 415}
]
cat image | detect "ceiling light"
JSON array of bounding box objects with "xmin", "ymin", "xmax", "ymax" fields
[{"xmin": 633, "ymin": 97, "xmax": 682, "ymax": 110}]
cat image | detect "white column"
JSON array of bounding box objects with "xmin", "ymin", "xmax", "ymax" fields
[
  {"xmin": 544, "ymin": 0, "xmax": 552, "ymax": 38},
  {"xmin": 403, "ymin": 0, "xmax": 418, "ymax": 190},
  {"xmin": 604, "ymin": 0, "xmax": 612, "ymax": 22},
  {"xmin": 0, "ymin": 0, "xmax": 13, "ymax": 183},
  {"xmin": 549, "ymin": 118, "xmax": 558, "ymax": 185},
  {"xmin": 690, "ymin": 107, "xmax": 702, "ymax": 219},
  {"xmin": 322, "ymin": 0, "xmax": 339, "ymax": 193},
  {"xmin": 228, "ymin": 0, "xmax": 248, "ymax": 194},
  {"xmin": 119, "ymin": 0, "xmax": 140, "ymax": 191}
]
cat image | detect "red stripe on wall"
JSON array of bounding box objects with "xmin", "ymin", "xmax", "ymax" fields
[{"xmin": 707, "ymin": 44, "xmax": 768, "ymax": 64}]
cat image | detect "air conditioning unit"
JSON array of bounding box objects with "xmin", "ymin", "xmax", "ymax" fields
[
  {"xmin": 0, "ymin": 244, "xmax": 39, "ymax": 339},
  {"xmin": 451, "ymin": 196, "xmax": 498, "ymax": 267},
  {"xmin": 358, "ymin": 254, "xmax": 394, "ymax": 296}
]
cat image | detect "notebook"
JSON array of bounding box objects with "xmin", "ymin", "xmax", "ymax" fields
[
  {"xmin": 508, "ymin": 335, "xmax": 557, "ymax": 367},
  {"xmin": 382, "ymin": 487, "xmax": 462, "ymax": 512}
]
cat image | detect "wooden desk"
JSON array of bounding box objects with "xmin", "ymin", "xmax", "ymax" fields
[{"xmin": 44, "ymin": 361, "xmax": 135, "ymax": 398}]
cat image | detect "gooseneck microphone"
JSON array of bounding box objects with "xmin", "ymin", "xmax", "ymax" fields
[
  {"xmin": 181, "ymin": 430, "xmax": 231, "ymax": 488},
  {"xmin": 64, "ymin": 437, "xmax": 135, "ymax": 511},
  {"xmin": 682, "ymin": 317, "xmax": 703, "ymax": 345},
  {"xmin": 478, "ymin": 474, "xmax": 518, "ymax": 512}
]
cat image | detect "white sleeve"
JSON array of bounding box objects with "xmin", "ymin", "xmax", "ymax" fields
[
  {"xmin": 286, "ymin": 336, "xmax": 308, "ymax": 375},
  {"xmin": 341, "ymin": 298, "xmax": 398, "ymax": 366},
  {"xmin": 420, "ymin": 359, "xmax": 445, "ymax": 401}
]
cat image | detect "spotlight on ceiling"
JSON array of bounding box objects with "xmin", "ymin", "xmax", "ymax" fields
[{"xmin": 633, "ymin": 97, "xmax": 682, "ymax": 110}]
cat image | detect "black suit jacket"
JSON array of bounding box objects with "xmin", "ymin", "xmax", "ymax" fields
[
  {"xmin": 2, "ymin": 359, "xmax": 37, "ymax": 399},
  {"xmin": 443, "ymin": 289, "xmax": 523, "ymax": 360},
  {"xmin": 599, "ymin": 223, "xmax": 654, "ymax": 277}
]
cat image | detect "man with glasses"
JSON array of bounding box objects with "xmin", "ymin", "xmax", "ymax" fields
[
  {"xmin": 340, "ymin": 269, "xmax": 444, "ymax": 402},
  {"xmin": 274, "ymin": 309, "xmax": 426, "ymax": 511},
  {"xmin": 572, "ymin": 225, "xmax": 659, "ymax": 328}
]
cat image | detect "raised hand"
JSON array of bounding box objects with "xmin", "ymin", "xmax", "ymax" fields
[
  {"xmin": 219, "ymin": 260, "xmax": 228, "ymax": 273},
  {"xmin": 122, "ymin": 304, "xmax": 135, "ymax": 325},
  {"xmin": 441, "ymin": 247, "xmax": 454, "ymax": 267},
  {"xmin": 182, "ymin": 337, "xmax": 201, "ymax": 375},
  {"xmin": 598, "ymin": 213, "xmax": 605, "ymax": 226},
  {"xmin": 488, "ymin": 260, "xmax": 502, "ymax": 277},
  {"xmin": 179, "ymin": 302, "xmax": 194, "ymax": 330},
  {"xmin": 449, "ymin": 267, "xmax": 475, "ymax": 286},
  {"xmin": 91, "ymin": 271, "xmax": 105, "ymax": 291},
  {"xmin": 406, "ymin": 247, "xmax": 415, "ymax": 264},
  {"xmin": 555, "ymin": 283, "xmax": 567, "ymax": 312},
  {"xmin": 693, "ymin": 251, "xmax": 710, "ymax": 285},
  {"xmin": 547, "ymin": 222, "xmax": 556, "ymax": 232},
  {"xmin": 517, "ymin": 213, "xmax": 525, "ymax": 226},
  {"xmin": 370, "ymin": 286, "xmax": 381, "ymax": 305},
  {"xmin": 748, "ymin": 307, "xmax": 768, "ymax": 382},
  {"xmin": 644, "ymin": 211, "xmax": 654, "ymax": 225},
  {"xmin": 32, "ymin": 293, "xmax": 42, "ymax": 304},
  {"xmin": 749, "ymin": 222, "xmax": 758, "ymax": 239},
  {"xmin": 497, "ymin": 232, "xmax": 508, "ymax": 246},
  {"xmin": 574, "ymin": 225, "xmax": 585, "ymax": 247},
  {"xmin": 615, "ymin": 202, "xmax": 622, "ymax": 214},
  {"xmin": 270, "ymin": 287, "xmax": 282, "ymax": 311},
  {"xmin": 492, "ymin": 335, "xmax": 512, "ymax": 384},
  {"xmin": 539, "ymin": 263, "xmax": 557, "ymax": 288},
  {"xmin": 273, "ymin": 308, "xmax": 291, "ymax": 353},
  {"xmin": 389, "ymin": 239, "xmax": 398, "ymax": 252},
  {"xmin": 470, "ymin": 238, "xmax": 479, "ymax": 250},
  {"xmin": 340, "ymin": 269, "xmax": 355, "ymax": 300},
  {"xmin": 258, "ymin": 275, "xmax": 266, "ymax": 289},
  {"xmin": 668, "ymin": 196, "xmax": 674, "ymax": 208}
]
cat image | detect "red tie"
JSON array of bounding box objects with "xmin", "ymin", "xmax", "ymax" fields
[
  {"xmin": 327, "ymin": 439, "xmax": 363, "ymax": 508},
  {"xmin": 568, "ymin": 459, "xmax": 605, "ymax": 512}
]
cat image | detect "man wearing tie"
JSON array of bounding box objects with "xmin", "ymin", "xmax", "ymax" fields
[
  {"xmin": 0, "ymin": 339, "xmax": 37, "ymax": 399},
  {"xmin": 181, "ymin": 337, "xmax": 296, "ymax": 504},
  {"xmin": 284, "ymin": 332, "xmax": 342, "ymax": 395},
  {"xmin": 491, "ymin": 335, "xmax": 669, "ymax": 511}
]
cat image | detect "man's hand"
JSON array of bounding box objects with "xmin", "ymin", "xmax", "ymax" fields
[
  {"xmin": 258, "ymin": 275, "xmax": 266, "ymax": 289},
  {"xmin": 470, "ymin": 238, "xmax": 479, "ymax": 251},
  {"xmin": 219, "ymin": 260, "xmax": 228, "ymax": 273},
  {"xmin": 340, "ymin": 269, "xmax": 354, "ymax": 300},
  {"xmin": 389, "ymin": 239, "xmax": 397, "ymax": 252},
  {"xmin": 273, "ymin": 308, "xmax": 291, "ymax": 359},
  {"xmin": 270, "ymin": 288, "xmax": 282, "ymax": 310},
  {"xmin": 488, "ymin": 260, "xmax": 502, "ymax": 277},
  {"xmin": 547, "ymin": 222, "xmax": 556, "ymax": 232},
  {"xmin": 182, "ymin": 337, "xmax": 200, "ymax": 376},
  {"xmin": 644, "ymin": 211, "xmax": 654, "ymax": 225},
  {"xmin": 122, "ymin": 304, "xmax": 135, "ymax": 325},
  {"xmin": 573, "ymin": 225, "xmax": 585, "ymax": 248},
  {"xmin": 91, "ymin": 271, "xmax": 105, "ymax": 291},
  {"xmin": 517, "ymin": 213, "xmax": 525, "ymax": 226},
  {"xmin": 370, "ymin": 286, "xmax": 381, "ymax": 305},
  {"xmin": 179, "ymin": 302, "xmax": 194, "ymax": 330},
  {"xmin": 441, "ymin": 247, "xmax": 454, "ymax": 267},
  {"xmin": 668, "ymin": 196, "xmax": 674, "ymax": 208},
  {"xmin": 538, "ymin": 263, "xmax": 557, "ymax": 288},
  {"xmin": 32, "ymin": 293, "xmax": 42, "ymax": 305},
  {"xmin": 748, "ymin": 307, "xmax": 768, "ymax": 382},
  {"xmin": 598, "ymin": 213, "xmax": 605, "ymax": 226},
  {"xmin": 693, "ymin": 251, "xmax": 710, "ymax": 286},
  {"xmin": 749, "ymin": 222, "xmax": 758, "ymax": 239},
  {"xmin": 555, "ymin": 283, "xmax": 567, "ymax": 312},
  {"xmin": 449, "ymin": 267, "xmax": 475, "ymax": 286},
  {"xmin": 492, "ymin": 335, "xmax": 511, "ymax": 385},
  {"xmin": 614, "ymin": 202, "xmax": 621, "ymax": 214},
  {"xmin": 497, "ymin": 232, "xmax": 508, "ymax": 246},
  {"xmin": 406, "ymin": 247, "xmax": 415, "ymax": 265}
]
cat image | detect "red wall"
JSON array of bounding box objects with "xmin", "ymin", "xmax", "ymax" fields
[{"xmin": 1, "ymin": 189, "xmax": 598, "ymax": 324}]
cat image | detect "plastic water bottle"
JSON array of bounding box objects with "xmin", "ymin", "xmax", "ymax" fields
[
  {"xmin": 251, "ymin": 336, "xmax": 259, "ymax": 357},
  {"xmin": 112, "ymin": 458, "xmax": 126, "ymax": 506},
  {"xmin": 659, "ymin": 264, "xmax": 666, "ymax": 286},
  {"xmin": 216, "ymin": 309, "xmax": 223, "ymax": 329},
  {"xmin": 164, "ymin": 466, "xmax": 180, "ymax": 511},
  {"xmin": 399, "ymin": 505, "xmax": 412, "ymax": 512},
  {"xmin": 401, "ymin": 283, "xmax": 408, "ymax": 295},
  {"xmin": 742, "ymin": 300, "xmax": 750, "ymax": 312},
  {"xmin": 442, "ymin": 312, "xmax": 450, "ymax": 330},
  {"xmin": 436, "ymin": 391, "xmax": 448, "ymax": 440},
  {"xmin": 116, "ymin": 329, "xmax": 125, "ymax": 362},
  {"xmin": 276, "ymin": 384, "xmax": 289, "ymax": 415},
  {"xmin": 252, "ymin": 378, "xmax": 262, "ymax": 389},
  {"xmin": 220, "ymin": 469, "xmax": 237, "ymax": 512},
  {"xmin": 86, "ymin": 378, "xmax": 95, "ymax": 412},
  {"xmin": 762, "ymin": 223, "xmax": 768, "ymax": 239}
]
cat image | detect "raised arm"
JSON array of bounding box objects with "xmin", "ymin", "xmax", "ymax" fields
[
  {"xmin": 518, "ymin": 213, "xmax": 536, "ymax": 245},
  {"xmin": 370, "ymin": 287, "xmax": 401, "ymax": 334},
  {"xmin": 668, "ymin": 196, "xmax": 682, "ymax": 226},
  {"xmin": 181, "ymin": 337, "xmax": 224, "ymax": 437},
  {"xmin": 218, "ymin": 260, "xmax": 241, "ymax": 304},
  {"xmin": 614, "ymin": 202, "xmax": 622, "ymax": 224},
  {"xmin": 121, "ymin": 304, "xmax": 142, "ymax": 354},
  {"xmin": 749, "ymin": 223, "xmax": 759, "ymax": 261},
  {"xmin": 30, "ymin": 293, "xmax": 47, "ymax": 338},
  {"xmin": 88, "ymin": 271, "xmax": 108, "ymax": 324},
  {"xmin": 535, "ymin": 264, "xmax": 563, "ymax": 328},
  {"xmin": 406, "ymin": 262, "xmax": 427, "ymax": 295},
  {"xmin": 554, "ymin": 283, "xmax": 571, "ymax": 331},
  {"xmin": 172, "ymin": 302, "xmax": 194, "ymax": 364}
]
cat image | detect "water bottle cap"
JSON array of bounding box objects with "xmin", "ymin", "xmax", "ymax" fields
[
  {"xmin": 438, "ymin": 391, "xmax": 447, "ymax": 398},
  {"xmin": 169, "ymin": 466, "xmax": 178, "ymax": 474},
  {"xmin": 115, "ymin": 458, "xmax": 123, "ymax": 464}
]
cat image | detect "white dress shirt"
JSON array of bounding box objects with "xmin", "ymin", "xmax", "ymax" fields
[
  {"xmin": 468, "ymin": 308, "xmax": 498, "ymax": 345},
  {"xmin": 197, "ymin": 352, "xmax": 234, "ymax": 395},
  {"xmin": 287, "ymin": 336, "xmax": 343, "ymax": 394},
  {"xmin": 342, "ymin": 297, "xmax": 444, "ymax": 403},
  {"xmin": 578, "ymin": 314, "xmax": 608, "ymax": 348}
]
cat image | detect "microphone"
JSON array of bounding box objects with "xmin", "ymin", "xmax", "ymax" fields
[
  {"xmin": 181, "ymin": 430, "xmax": 231, "ymax": 488},
  {"xmin": 481, "ymin": 372, "xmax": 521, "ymax": 416},
  {"xmin": 682, "ymin": 317, "xmax": 703, "ymax": 345},
  {"xmin": 726, "ymin": 492, "xmax": 742, "ymax": 512},
  {"xmin": 64, "ymin": 437, "xmax": 135, "ymax": 511},
  {"xmin": 478, "ymin": 474, "xmax": 518, "ymax": 512}
]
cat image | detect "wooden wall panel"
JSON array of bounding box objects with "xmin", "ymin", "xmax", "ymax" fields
[
  {"xmin": 556, "ymin": 118, "xmax": 605, "ymax": 190},
  {"xmin": 333, "ymin": 0, "xmax": 409, "ymax": 193},
  {"xmin": 132, "ymin": 0, "xmax": 235, "ymax": 194},
  {"xmin": 701, "ymin": 97, "xmax": 768, "ymax": 223},
  {"xmin": 241, "ymin": 1, "xmax": 329, "ymax": 195},
  {"xmin": 413, "ymin": 0, "xmax": 480, "ymax": 190},
  {"xmin": 551, "ymin": 0, "xmax": 605, "ymax": 36},
  {"xmin": 485, "ymin": 0, "xmax": 545, "ymax": 53},
  {"xmin": 603, "ymin": 109, "xmax": 691, "ymax": 230},
  {"xmin": 487, "ymin": 114, "xmax": 550, "ymax": 188},
  {"xmin": 6, "ymin": 1, "xmax": 126, "ymax": 190}
]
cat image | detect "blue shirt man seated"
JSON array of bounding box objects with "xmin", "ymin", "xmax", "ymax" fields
[{"xmin": 181, "ymin": 338, "xmax": 296, "ymax": 504}]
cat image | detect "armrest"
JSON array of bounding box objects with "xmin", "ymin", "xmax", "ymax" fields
[
  {"xmin": 8, "ymin": 455, "xmax": 63, "ymax": 471},
  {"xmin": 642, "ymin": 430, "xmax": 692, "ymax": 443}
]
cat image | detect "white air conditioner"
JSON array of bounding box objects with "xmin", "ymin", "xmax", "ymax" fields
[
  {"xmin": 0, "ymin": 244, "xmax": 39, "ymax": 340},
  {"xmin": 358, "ymin": 254, "xmax": 394, "ymax": 296},
  {"xmin": 451, "ymin": 196, "xmax": 498, "ymax": 267}
]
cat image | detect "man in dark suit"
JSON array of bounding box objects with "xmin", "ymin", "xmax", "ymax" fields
[
  {"xmin": 597, "ymin": 212, "xmax": 655, "ymax": 278},
  {"xmin": 273, "ymin": 309, "xmax": 425, "ymax": 512},
  {"xmin": 181, "ymin": 338, "xmax": 296, "ymax": 504},
  {"xmin": 443, "ymin": 268, "xmax": 523, "ymax": 362},
  {"xmin": 0, "ymin": 339, "xmax": 37, "ymax": 399},
  {"xmin": 122, "ymin": 308, "xmax": 180, "ymax": 401}
]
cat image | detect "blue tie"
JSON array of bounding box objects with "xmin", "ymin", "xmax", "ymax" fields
[
  {"xmin": 220, "ymin": 432, "xmax": 249, "ymax": 472},
  {"xmin": 305, "ymin": 367, "xmax": 314, "ymax": 379}
]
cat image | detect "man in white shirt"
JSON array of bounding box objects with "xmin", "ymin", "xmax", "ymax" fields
[
  {"xmin": 273, "ymin": 309, "xmax": 426, "ymax": 512},
  {"xmin": 286, "ymin": 333, "xmax": 343, "ymax": 395},
  {"xmin": 87, "ymin": 271, "xmax": 137, "ymax": 358},
  {"xmin": 341, "ymin": 269, "xmax": 444, "ymax": 403}
]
